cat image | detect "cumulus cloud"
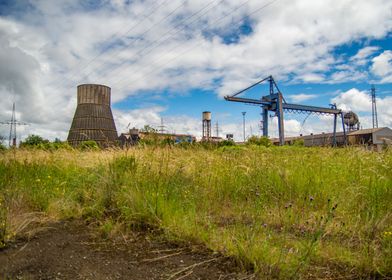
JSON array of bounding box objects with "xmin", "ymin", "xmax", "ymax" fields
[
  {"xmin": 288, "ymin": 93, "xmax": 317, "ymax": 103},
  {"xmin": 331, "ymin": 88, "xmax": 392, "ymax": 128},
  {"xmin": 371, "ymin": 50, "xmax": 392, "ymax": 82},
  {"xmin": 0, "ymin": 0, "xmax": 392, "ymax": 141}
]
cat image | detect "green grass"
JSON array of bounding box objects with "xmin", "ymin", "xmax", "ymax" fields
[{"xmin": 0, "ymin": 146, "xmax": 391, "ymax": 279}]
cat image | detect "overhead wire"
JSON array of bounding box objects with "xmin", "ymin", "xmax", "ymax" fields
[
  {"xmin": 113, "ymin": 0, "xmax": 279, "ymax": 92},
  {"xmin": 86, "ymin": 0, "xmax": 224, "ymax": 85},
  {"xmin": 56, "ymin": 0, "xmax": 168, "ymax": 87},
  {"xmin": 78, "ymin": 0, "xmax": 190, "ymax": 83}
]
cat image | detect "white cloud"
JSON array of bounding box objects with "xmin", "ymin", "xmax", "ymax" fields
[
  {"xmin": 289, "ymin": 93, "xmax": 318, "ymax": 103},
  {"xmin": 331, "ymin": 88, "xmax": 392, "ymax": 128},
  {"xmin": 371, "ymin": 50, "xmax": 392, "ymax": 82},
  {"xmin": 331, "ymin": 88, "xmax": 371, "ymax": 112},
  {"xmin": 1, "ymin": 0, "xmax": 392, "ymax": 141},
  {"xmin": 350, "ymin": 46, "xmax": 380, "ymax": 65}
]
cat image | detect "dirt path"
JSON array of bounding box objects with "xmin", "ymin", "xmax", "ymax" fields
[{"xmin": 0, "ymin": 221, "xmax": 251, "ymax": 280}]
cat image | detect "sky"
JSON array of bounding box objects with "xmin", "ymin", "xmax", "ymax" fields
[{"xmin": 0, "ymin": 0, "xmax": 391, "ymax": 143}]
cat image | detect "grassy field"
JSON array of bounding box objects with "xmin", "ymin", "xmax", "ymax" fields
[{"xmin": 0, "ymin": 146, "xmax": 391, "ymax": 279}]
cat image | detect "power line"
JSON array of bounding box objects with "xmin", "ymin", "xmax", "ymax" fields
[
  {"xmin": 87, "ymin": 0, "xmax": 223, "ymax": 85},
  {"xmin": 113, "ymin": 0, "xmax": 279, "ymax": 91},
  {"xmin": 78, "ymin": 0, "xmax": 190, "ymax": 84},
  {"xmin": 57, "ymin": 0, "xmax": 169, "ymax": 87},
  {"xmin": 0, "ymin": 103, "xmax": 28, "ymax": 147}
]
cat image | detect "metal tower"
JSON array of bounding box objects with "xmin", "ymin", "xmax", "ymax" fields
[
  {"xmin": 371, "ymin": 85, "xmax": 378, "ymax": 128},
  {"xmin": 0, "ymin": 103, "xmax": 28, "ymax": 147}
]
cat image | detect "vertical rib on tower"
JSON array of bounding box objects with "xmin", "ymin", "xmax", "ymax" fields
[{"xmin": 67, "ymin": 84, "xmax": 118, "ymax": 147}]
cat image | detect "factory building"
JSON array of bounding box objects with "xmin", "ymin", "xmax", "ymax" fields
[
  {"xmin": 119, "ymin": 128, "xmax": 195, "ymax": 147},
  {"xmin": 67, "ymin": 84, "xmax": 118, "ymax": 147},
  {"xmin": 271, "ymin": 127, "xmax": 392, "ymax": 149}
]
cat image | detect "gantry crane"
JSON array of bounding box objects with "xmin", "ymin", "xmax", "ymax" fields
[{"xmin": 224, "ymin": 76, "xmax": 346, "ymax": 146}]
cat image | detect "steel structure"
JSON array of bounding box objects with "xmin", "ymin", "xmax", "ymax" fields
[
  {"xmin": 0, "ymin": 103, "xmax": 28, "ymax": 147},
  {"xmin": 371, "ymin": 85, "xmax": 378, "ymax": 129},
  {"xmin": 225, "ymin": 76, "xmax": 346, "ymax": 146}
]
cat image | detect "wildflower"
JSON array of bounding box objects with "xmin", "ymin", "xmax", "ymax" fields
[{"xmin": 36, "ymin": 179, "xmax": 41, "ymax": 182}]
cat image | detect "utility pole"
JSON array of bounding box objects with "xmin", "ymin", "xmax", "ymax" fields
[
  {"xmin": 371, "ymin": 85, "xmax": 378, "ymax": 128},
  {"xmin": 242, "ymin": 112, "xmax": 246, "ymax": 142}
]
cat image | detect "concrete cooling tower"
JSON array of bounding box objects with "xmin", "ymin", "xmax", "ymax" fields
[{"xmin": 67, "ymin": 84, "xmax": 118, "ymax": 147}]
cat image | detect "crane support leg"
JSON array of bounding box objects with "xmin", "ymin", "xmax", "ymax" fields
[
  {"xmin": 341, "ymin": 112, "xmax": 347, "ymax": 145},
  {"xmin": 262, "ymin": 106, "xmax": 268, "ymax": 137},
  {"xmin": 277, "ymin": 93, "xmax": 284, "ymax": 145},
  {"xmin": 333, "ymin": 113, "xmax": 337, "ymax": 147}
]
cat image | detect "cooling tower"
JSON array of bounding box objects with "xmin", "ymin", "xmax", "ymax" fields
[{"xmin": 67, "ymin": 84, "xmax": 118, "ymax": 147}]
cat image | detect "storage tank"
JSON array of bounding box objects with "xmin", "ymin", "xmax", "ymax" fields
[
  {"xmin": 202, "ymin": 111, "xmax": 211, "ymax": 121},
  {"xmin": 67, "ymin": 84, "xmax": 118, "ymax": 147}
]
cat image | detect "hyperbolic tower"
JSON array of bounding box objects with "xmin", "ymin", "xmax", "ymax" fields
[{"xmin": 67, "ymin": 84, "xmax": 118, "ymax": 147}]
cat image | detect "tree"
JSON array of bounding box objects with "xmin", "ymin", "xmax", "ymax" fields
[
  {"xmin": 0, "ymin": 135, "xmax": 6, "ymax": 151},
  {"xmin": 140, "ymin": 125, "xmax": 157, "ymax": 133},
  {"xmin": 20, "ymin": 134, "xmax": 49, "ymax": 147},
  {"xmin": 246, "ymin": 136, "xmax": 272, "ymax": 147}
]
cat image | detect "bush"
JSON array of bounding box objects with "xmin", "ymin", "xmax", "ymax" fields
[
  {"xmin": 79, "ymin": 140, "xmax": 100, "ymax": 150},
  {"xmin": 20, "ymin": 134, "xmax": 49, "ymax": 147},
  {"xmin": 293, "ymin": 139, "xmax": 305, "ymax": 146},
  {"xmin": 246, "ymin": 136, "xmax": 271, "ymax": 147},
  {"xmin": 218, "ymin": 140, "xmax": 236, "ymax": 147}
]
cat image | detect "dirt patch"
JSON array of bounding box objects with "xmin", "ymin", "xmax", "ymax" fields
[{"xmin": 0, "ymin": 220, "xmax": 252, "ymax": 279}]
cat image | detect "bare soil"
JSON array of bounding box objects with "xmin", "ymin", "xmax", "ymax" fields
[{"xmin": 0, "ymin": 220, "xmax": 252, "ymax": 280}]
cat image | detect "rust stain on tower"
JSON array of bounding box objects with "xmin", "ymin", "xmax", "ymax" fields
[{"xmin": 67, "ymin": 84, "xmax": 118, "ymax": 147}]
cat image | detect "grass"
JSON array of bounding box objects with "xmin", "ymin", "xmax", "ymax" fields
[{"xmin": 0, "ymin": 145, "xmax": 391, "ymax": 279}]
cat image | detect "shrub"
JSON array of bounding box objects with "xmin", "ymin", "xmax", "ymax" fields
[
  {"xmin": 293, "ymin": 139, "xmax": 305, "ymax": 146},
  {"xmin": 246, "ymin": 136, "xmax": 271, "ymax": 147},
  {"xmin": 218, "ymin": 140, "xmax": 236, "ymax": 147},
  {"xmin": 79, "ymin": 140, "xmax": 99, "ymax": 150},
  {"xmin": 20, "ymin": 134, "xmax": 49, "ymax": 147}
]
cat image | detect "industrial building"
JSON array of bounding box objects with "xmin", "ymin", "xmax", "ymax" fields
[
  {"xmin": 119, "ymin": 128, "xmax": 195, "ymax": 147},
  {"xmin": 271, "ymin": 127, "xmax": 392, "ymax": 149},
  {"xmin": 67, "ymin": 84, "xmax": 118, "ymax": 147}
]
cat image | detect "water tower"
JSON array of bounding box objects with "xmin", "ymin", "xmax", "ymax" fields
[
  {"xmin": 67, "ymin": 84, "xmax": 118, "ymax": 147},
  {"xmin": 202, "ymin": 111, "xmax": 211, "ymax": 141}
]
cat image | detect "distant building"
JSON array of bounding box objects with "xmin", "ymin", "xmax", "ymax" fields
[
  {"xmin": 271, "ymin": 127, "xmax": 392, "ymax": 149},
  {"xmin": 119, "ymin": 129, "xmax": 195, "ymax": 147}
]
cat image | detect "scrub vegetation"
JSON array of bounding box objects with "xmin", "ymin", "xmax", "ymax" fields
[{"xmin": 0, "ymin": 145, "xmax": 391, "ymax": 279}]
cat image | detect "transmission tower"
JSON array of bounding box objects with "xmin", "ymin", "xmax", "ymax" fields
[
  {"xmin": 371, "ymin": 85, "xmax": 378, "ymax": 128},
  {"xmin": 158, "ymin": 117, "xmax": 166, "ymax": 134},
  {"xmin": 0, "ymin": 103, "xmax": 28, "ymax": 147}
]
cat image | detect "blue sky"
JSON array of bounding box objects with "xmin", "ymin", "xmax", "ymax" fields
[{"xmin": 0, "ymin": 0, "xmax": 391, "ymax": 141}]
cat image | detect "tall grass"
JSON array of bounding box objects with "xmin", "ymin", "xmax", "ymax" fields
[{"xmin": 0, "ymin": 146, "xmax": 391, "ymax": 278}]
